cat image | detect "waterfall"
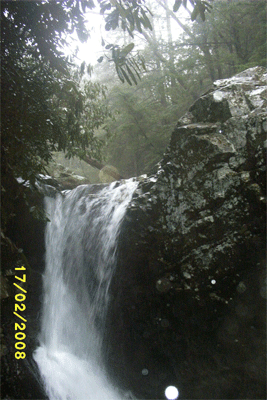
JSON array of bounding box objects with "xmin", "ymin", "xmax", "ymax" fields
[{"xmin": 33, "ymin": 179, "xmax": 138, "ymax": 400}]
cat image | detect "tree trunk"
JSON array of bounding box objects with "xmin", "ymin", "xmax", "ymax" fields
[{"xmin": 82, "ymin": 156, "xmax": 124, "ymax": 181}]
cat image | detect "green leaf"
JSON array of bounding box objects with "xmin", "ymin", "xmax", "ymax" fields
[
  {"xmin": 115, "ymin": 65, "xmax": 125, "ymax": 83},
  {"xmin": 191, "ymin": 4, "xmax": 199, "ymax": 21},
  {"xmin": 126, "ymin": 64, "xmax": 138, "ymax": 85},
  {"xmin": 120, "ymin": 67, "xmax": 133, "ymax": 85},
  {"xmin": 199, "ymin": 8, "xmax": 205, "ymax": 21},
  {"xmin": 81, "ymin": 1, "xmax": 95, "ymax": 13},
  {"xmin": 173, "ymin": 0, "xmax": 182, "ymax": 12},
  {"xmin": 117, "ymin": 4, "xmax": 128, "ymax": 19},
  {"xmin": 198, "ymin": 1, "xmax": 206, "ymax": 20},
  {"xmin": 120, "ymin": 43, "xmax": 135, "ymax": 57},
  {"xmin": 97, "ymin": 56, "xmax": 104, "ymax": 63},
  {"xmin": 140, "ymin": 13, "xmax": 153, "ymax": 31},
  {"xmin": 126, "ymin": 26, "xmax": 134, "ymax": 38},
  {"xmin": 135, "ymin": 13, "xmax": 143, "ymax": 33},
  {"xmin": 203, "ymin": 1, "xmax": 213, "ymax": 11},
  {"xmin": 139, "ymin": 55, "xmax": 146, "ymax": 71},
  {"xmin": 112, "ymin": 46, "xmax": 116, "ymax": 60},
  {"xmin": 128, "ymin": 59, "xmax": 141, "ymax": 79},
  {"xmin": 126, "ymin": 12, "xmax": 135, "ymax": 32},
  {"xmin": 80, "ymin": 61, "xmax": 86, "ymax": 74},
  {"xmin": 100, "ymin": 3, "xmax": 111, "ymax": 15},
  {"xmin": 87, "ymin": 64, "xmax": 93, "ymax": 75}
]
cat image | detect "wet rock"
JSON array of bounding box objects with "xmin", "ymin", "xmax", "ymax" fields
[
  {"xmin": 99, "ymin": 165, "xmax": 120, "ymax": 183},
  {"xmin": 106, "ymin": 67, "xmax": 266, "ymax": 399},
  {"xmin": 45, "ymin": 163, "xmax": 92, "ymax": 189}
]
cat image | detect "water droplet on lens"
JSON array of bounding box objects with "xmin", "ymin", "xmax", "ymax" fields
[
  {"xmin": 236, "ymin": 281, "xmax": 246, "ymax": 293},
  {"xmin": 165, "ymin": 385, "xmax": 179, "ymax": 399},
  {"xmin": 142, "ymin": 368, "xmax": 149, "ymax": 376},
  {"xmin": 161, "ymin": 319, "xmax": 170, "ymax": 328}
]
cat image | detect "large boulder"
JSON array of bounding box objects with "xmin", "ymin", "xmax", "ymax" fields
[{"xmin": 105, "ymin": 66, "xmax": 266, "ymax": 399}]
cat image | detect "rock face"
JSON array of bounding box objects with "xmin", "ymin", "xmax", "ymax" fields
[
  {"xmin": 1, "ymin": 177, "xmax": 48, "ymax": 400},
  {"xmin": 105, "ymin": 67, "xmax": 266, "ymax": 399},
  {"xmin": 2, "ymin": 67, "xmax": 266, "ymax": 399}
]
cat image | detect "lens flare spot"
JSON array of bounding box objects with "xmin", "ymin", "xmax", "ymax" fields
[
  {"xmin": 165, "ymin": 385, "xmax": 179, "ymax": 399},
  {"xmin": 142, "ymin": 369, "xmax": 149, "ymax": 376}
]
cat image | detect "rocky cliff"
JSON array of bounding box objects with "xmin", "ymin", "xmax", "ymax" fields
[
  {"xmin": 2, "ymin": 67, "xmax": 266, "ymax": 399},
  {"xmin": 105, "ymin": 66, "xmax": 266, "ymax": 399}
]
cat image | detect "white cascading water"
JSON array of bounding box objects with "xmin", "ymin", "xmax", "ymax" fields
[{"xmin": 33, "ymin": 179, "xmax": 138, "ymax": 400}]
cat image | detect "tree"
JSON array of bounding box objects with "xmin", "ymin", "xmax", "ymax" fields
[
  {"xmin": 174, "ymin": 0, "xmax": 266, "ymax": 83},
  {"xmin": 93, "ymin": 38, "xmax": 193, "ymax": 178},
  {"xmin": 1, "ymin": 0, "xmax": 214, "ymax": 267},
  {"xmin": 92, "ymin": 0, "xmax": 266, "ymax": 179},
  {"xmin": 0, "ymin": 0, "xmax": 136, "ymax": 266}
]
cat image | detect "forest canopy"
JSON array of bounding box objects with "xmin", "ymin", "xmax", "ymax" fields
[{"xmin": 95, "ymin": 0, "xmax": 266, "ymax": 177}]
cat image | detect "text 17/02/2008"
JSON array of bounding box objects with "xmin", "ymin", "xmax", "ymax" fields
[{"xmin": 14, "ymin": 266, "xmax": 27, "ymax": 359}]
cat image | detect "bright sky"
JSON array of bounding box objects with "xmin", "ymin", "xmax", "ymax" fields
[{"xmin": 64, "ymin": 9, "xmax": 104, "ymax": 65}]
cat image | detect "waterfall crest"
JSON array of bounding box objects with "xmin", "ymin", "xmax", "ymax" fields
[{"xmin": 34, "ymin": 179, "xmax": 138, "ymax": 400}]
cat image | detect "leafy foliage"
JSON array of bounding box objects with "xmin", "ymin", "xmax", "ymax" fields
[
  {"xmin": 176, "ymin": 0, "xmax": 267, "ymax": 81},
  {"xmin": 96, "ymin": 0, "xmax": 213, "ymax": 84},
  {"xmin": 95, "ymin": 0, "xmax": 266, "ymax": 178},
  {"xmin": 99, "ymin": 0, "xmax": 153, "ymax": 34},
  {"xmin": 94, "ymin": 43, "xmax": 193, "ymax": 177},
  {"xmin": 0, "ymin": 0, "xmax": 157, "ymax": 255},
  {"xmin": 98, "ymin": 42, "xmax": 146, "ymax": 85},
  {"xmin": 173, "ymin": 0, "xmax": 213, "ymax": 20},
  {"xmin": 1, "ymin": 5, "xmax": 110, "ymax": 170},
  {"xmin": 1, "ymin": 0, "xmax": 111, "ymax": 255}
]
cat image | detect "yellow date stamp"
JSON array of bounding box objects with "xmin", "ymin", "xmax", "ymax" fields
[{"xmin": 13, "ymin": 266, "xmax": 27, "ymax": 359}]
